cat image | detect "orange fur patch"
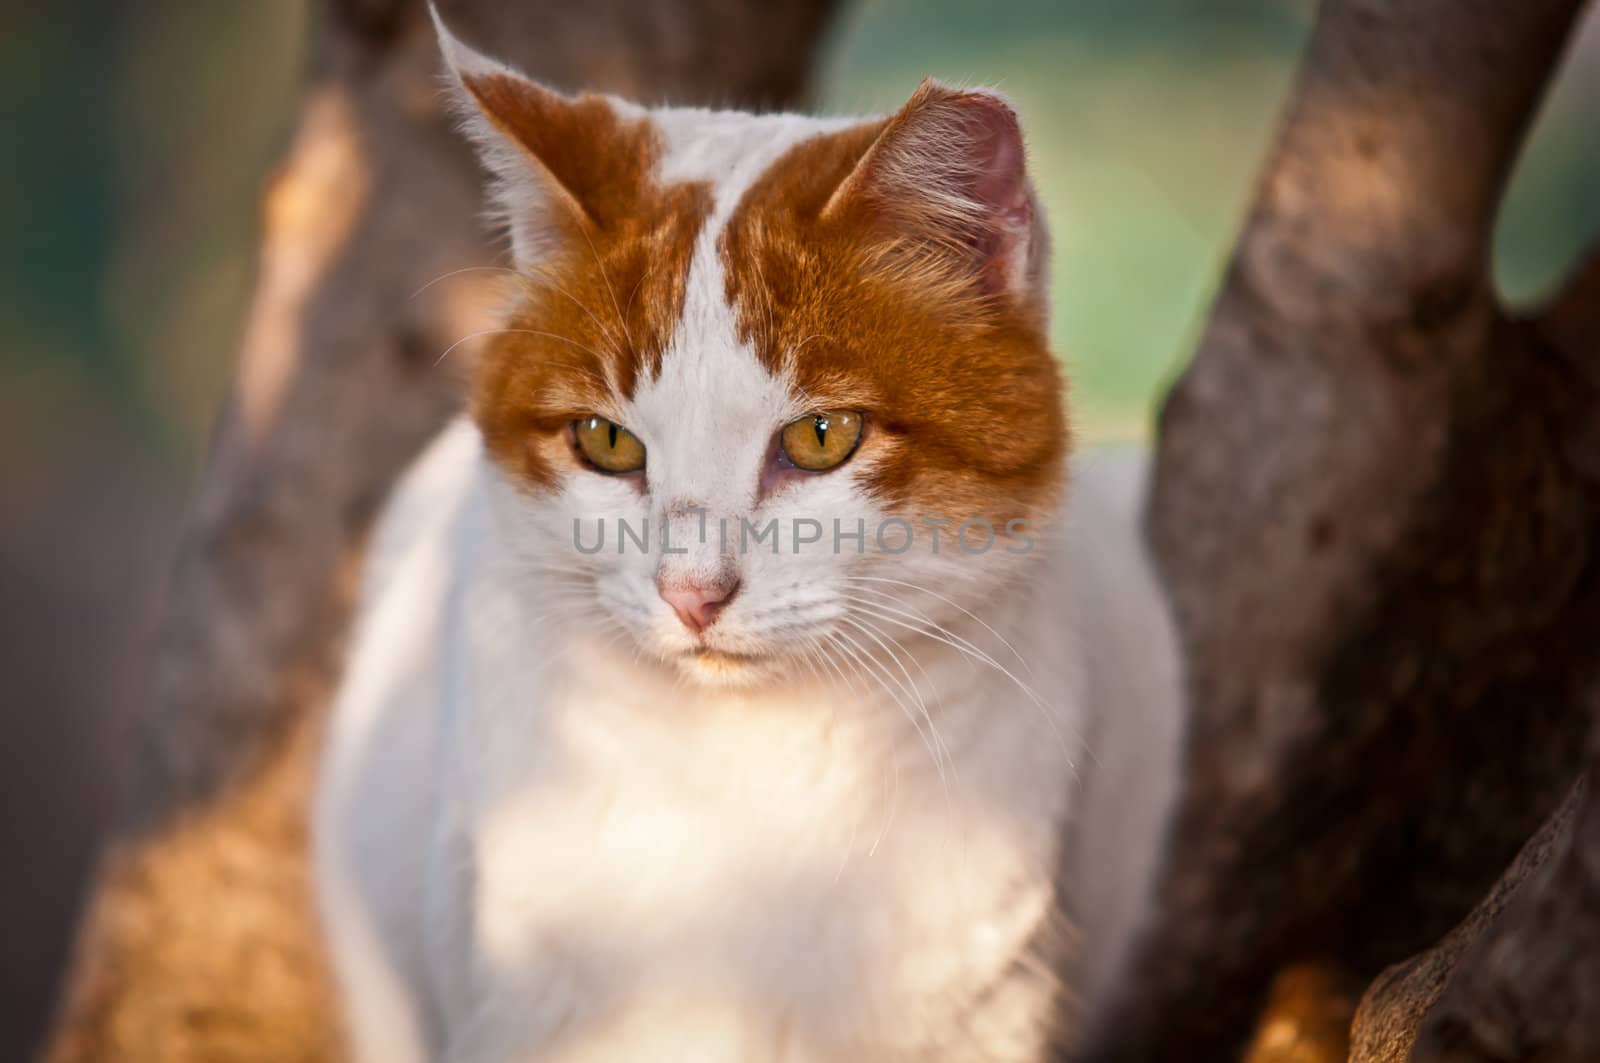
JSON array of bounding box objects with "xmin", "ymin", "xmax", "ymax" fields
[
  {"xmin": 464, "ymin": 77, "xmax": 1067, "ymax": 520},
  {"xmin": 720, "ymin": 118, "xmax": 1068, "ymax": 527},
  {"xmin": 462, "ymin": 75, "xmax": 712, "ymax": 489}
]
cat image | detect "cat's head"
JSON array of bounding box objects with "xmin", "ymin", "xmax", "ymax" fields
[{"xmin": 438, "ymin": 17, "xmax": 1068, "ymax": 688}]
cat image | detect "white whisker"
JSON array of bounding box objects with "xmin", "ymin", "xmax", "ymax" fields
[
  {"xmin": 432, "ymin": 327, "xmax": 615, "ymax": 367},
  {"xmin": 843, "ymin": 574, "xmax": 1036, "ymax": 680},
  {"xmin": 409, "ymin": 264, "xmax": 523, "ymax": 300}
]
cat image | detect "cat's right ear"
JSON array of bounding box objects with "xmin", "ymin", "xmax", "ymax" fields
[
  {"xmin": 431, "ymin": 6, "xmax": 632, "ymax": 264},
  {"xmin": 822, "ymin": 80, "xmax": 1047, "ymax": 319}
]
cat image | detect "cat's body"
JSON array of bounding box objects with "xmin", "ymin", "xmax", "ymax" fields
[
  {"xmin": 319, "ymin": 423, "xmax": 1176, "ymax": 1063},
  {"xmin": 315, "ymin": 18, "xmax": 1183, "ymax": 1062}
]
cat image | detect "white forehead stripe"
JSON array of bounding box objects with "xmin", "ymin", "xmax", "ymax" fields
[
  {"xmin": 652, "ymin": 109, "xmax": 862, "ymax": 227},
  {"xmin": 623, "ymin": 110, "xmax": 858, "ymax": 511}
]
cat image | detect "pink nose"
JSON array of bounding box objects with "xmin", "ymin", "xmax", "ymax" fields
[{"xmin": 658, "ymin": 578, "xmax": 740, "ymax": 635}]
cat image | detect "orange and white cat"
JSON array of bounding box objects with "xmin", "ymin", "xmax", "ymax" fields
[{"xmin": 314, "ymin": 14, "xmax": 1183, "ymax": 1062}]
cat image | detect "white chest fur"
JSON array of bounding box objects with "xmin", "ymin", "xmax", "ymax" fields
[{"xmin": 433, "ymin": 557, "xmax": 1077, "ymax": 1062}]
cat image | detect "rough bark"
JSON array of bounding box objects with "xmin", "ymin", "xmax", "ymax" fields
[
  {"xmin": 40, "ymin": 2, "xmax": 836, "ymax": 1060},
  {"xmin": 1086, "ymin": 0, "xmax": 1600, "ymax": 1058},
  {"xmin": 1350, "ymin": 772, "xmax": 1589, "ymax": 1062},
  {"xmin": 1406, "ymin": 761, "xmax": 1600, "ymax": 1062},
  {"xmin": 1352, "ymin": 249, "xmax": 1600, "ymax": 1062}
]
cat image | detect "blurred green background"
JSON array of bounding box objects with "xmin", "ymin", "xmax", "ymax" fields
[{"xmin": 1, "ymin": 1, "xmax": 1596, "ymax": 1058}]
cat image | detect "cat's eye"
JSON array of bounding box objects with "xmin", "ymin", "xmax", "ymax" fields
[
  {"xmin": 574, "ymin": 416, "xmax": 646, "ymax": 474},
  {"xmin": 780, "ymin": 411, "xmax": 863, "ymax": 472}
]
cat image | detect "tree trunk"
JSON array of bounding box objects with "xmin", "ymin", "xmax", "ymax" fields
[
  {"xmin": 1353, "ymin": 254, "xmax": 1600, "ymax": 1063},
  {"xmin": 1086, "ymin": 0, "xmax": 1600, "ymax": 1058},
  {"xmin": 40, "ymin": 2, "xmax": 837, "ymax": 1060}
]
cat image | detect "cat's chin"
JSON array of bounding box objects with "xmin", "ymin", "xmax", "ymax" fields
[{"xmin": 671, "ymin": 646, "xmax": 787, "ymax": 688}]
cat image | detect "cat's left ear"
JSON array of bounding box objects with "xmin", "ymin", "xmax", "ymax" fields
[
  {"xmin": 824, "ymin": 80, "xmax": 1047, "ymax": 317},
  {"xmin": 431, "ymin": 6, "xmax": 643, "ymax": 264}
]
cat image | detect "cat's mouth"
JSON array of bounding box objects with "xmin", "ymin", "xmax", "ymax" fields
[
  {"xmin": 687, "ymin": 647, "xmax": 767, "ymax": 667},
  {"xmin": 672, "ymin": 644, "xmax": 781, "ymax": 684}
]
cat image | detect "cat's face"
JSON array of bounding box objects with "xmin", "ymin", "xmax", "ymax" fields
[{"xmin": 442, "ymin": 24, "xmax": 1067, "ymax": 688}]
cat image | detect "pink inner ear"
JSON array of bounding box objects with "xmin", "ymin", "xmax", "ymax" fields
[
  {"xmin": 960, "ymin": 94, "xmax": 1030, "ymax": 224},
  {"xmin": 950, "ymin": 94, "xmax": 1033, "ymax": 292},
  {"xmin": 842, "ymin": 85, "xmax": 1036, "ymax": 297}
]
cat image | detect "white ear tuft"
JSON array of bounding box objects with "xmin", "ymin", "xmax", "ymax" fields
[{"xmin": 429, "ymin": 3, "xmax": 517, "ymax": 87}]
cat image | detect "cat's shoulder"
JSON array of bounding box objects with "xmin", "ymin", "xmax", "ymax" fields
[
  {"xmin": 360, "ymin": 416, "xmax": 484, "ymax": 601},
  {"xmin": 1059, "ymin": 445, "xmax": 1170, "ymax": 646},
  {"xmin": 1068, "ymin": 446, "xmax": 1151, "ymax": 532}
]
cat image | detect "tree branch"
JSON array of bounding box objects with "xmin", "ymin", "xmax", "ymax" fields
[
  {"xmin": 1409, "ymin": 753, "xmax": 1600, "ymax": 1061},
  {"xmin": 1085, "ymin": 1, "xmax": 1597, "ymax": 1058},
  {"xmin": 1350, "ymin": 233, "xmax": 1600, "ymax": 1060},
  {"xmin": 1244, "ymin": 0, "xmax": 1582, "ymax": 305},
  {"xmin": 1348, "ymin": 772, "xmax": 1588, "ymax": 1061}
]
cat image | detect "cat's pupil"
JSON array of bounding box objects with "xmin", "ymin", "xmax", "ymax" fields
[
  {"xmin": 608, "ymin": 422, "xmax": 619, "ymax": 449},
  {"xmin": 814, "ymin": 417, "xmax": 828, "ymax": 448}
]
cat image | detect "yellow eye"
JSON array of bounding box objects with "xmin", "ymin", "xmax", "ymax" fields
[
  {"xmin": 780, "ymin": 411, "xmax": 863, "ymax": 472},
  {"xmin": 574, "ymin": 416, "xmax": 646, "ymax": 474}
]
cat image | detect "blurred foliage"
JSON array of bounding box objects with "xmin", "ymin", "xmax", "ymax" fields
[
  {"xmin": 0, "ymin": 1, "xmax": 304, "ymax": 477},
  {"xmin": 1, "ymin": 0, "xmax": 1596, "ymax": 468},
  {"xmin": 1496, "ymin": 15, "xmax": 1600, "ymax": 308}
]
